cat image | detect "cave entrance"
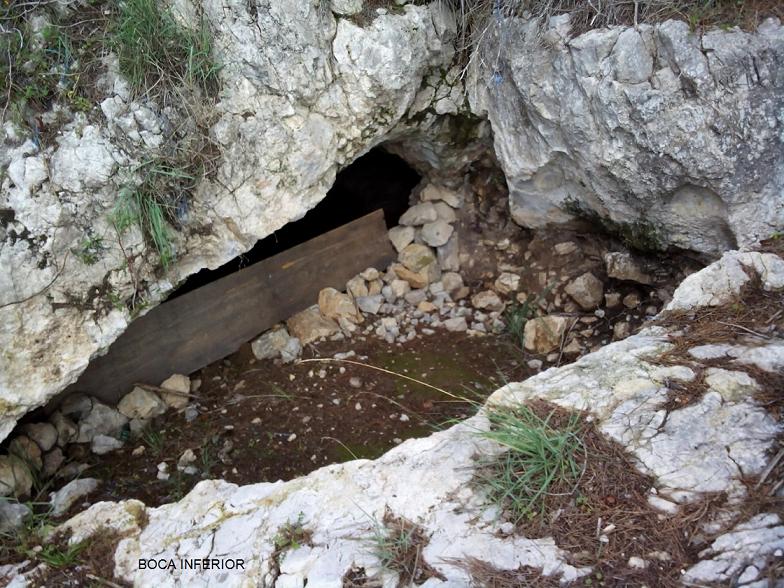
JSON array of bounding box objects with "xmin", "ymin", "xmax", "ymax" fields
[
  {"xmin": 172, "ymin": 147, "xmax": 421, "ymax": 298},
  {"xmin": 59, "ymin": 147, "xmax": 420, "ymax": 405}
]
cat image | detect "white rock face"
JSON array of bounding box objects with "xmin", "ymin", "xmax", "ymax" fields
[
  {"xmin": 0, "ymin": 0, "xmax": 453, "ymax": 441},
  {"xmin": 42, "ymin": 249, "xmax": 784, "ymax": 586},
  {"xmin": 469, "ymin": 16, "xmax": 784, "ymax": 255}
]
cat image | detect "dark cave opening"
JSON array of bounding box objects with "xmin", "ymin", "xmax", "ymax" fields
[{"xmin": 171, "ymin": 147, "xmax": 421, "ymax": 298}]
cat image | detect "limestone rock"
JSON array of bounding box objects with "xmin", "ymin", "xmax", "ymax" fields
[
  {"xmin": 355, "ymin": 295, "xmax": 383, "ymax": 315},
  {"xmin": 554, "ymin": 242, "xmax": 578, "ymax": 255},
  {"xmin": 331, "ymin": 0, "xmax": 363, "ymax": 16},
  {"xmin": 159, "ymin": 374, "xmax": 191, "ymax": 410},
  {"xmin": 471, "ymin": 291, "xmax": 504, "ymax": 312},
  {"xmin": 0, "ymin": 456, "xmax": 33, "ymax": 497},
  {"xmin": 604, "ymin": 252, "xmax": 652, "ymax": 285},
  {"xmin": 346, "ymin": 276, "xmax": 369, "ymax": 299},
  {"xmin": 389, "ymin": 279, "xmax": 411, "ymax": 299},
  {"xmin": 252, "ymin": 327, "xmax": 295, "ymax": 360},
  {"xmin": 613, "ymin": 321, "xmax": 631, "ymax": 340},
  {"xmin": 20, "ymin": 423, "xmax": 57, "ymax": 453},
  {"xmin": 9, "ymin": 436, "xmax": 42, "ymax": 471},
  {"xmin": 398, "ymin": 243, "xmax": 437, "ymax": 273},
  {"xmin": 523, "ymin": 315, "xmax": 569, "ymax": 353},
  {"xmin": 50, "ymin": 412, "xmax": 78, "ymax": 448},
  {"xmin": 42, "ymin": 448, "xmax": 65, "ymax": 478},
  {"xmin": 494, "ymin": 272, "xmax": 520, "ymax": 295},
  {"xmin": 0, "ymin": 499, "xmax": 30, "ymax": 533},
  {"xmin": 443, "ymin": 316, "xmax": 467, "ymax": 332},
  {"xmin": 433, "ymin": 201, "xmax": 457, "ymax": 223},
  {"xmin": 398, "ymin": 202, "xmax": 438, "ymax": 226},
  {"xmin": 420, "ymin": 184, "xmax": 462, "ymax": 208},
  {"xmin": 287, "ymin": 306, "xmax": 340, "ymax": 345},
  {"xmin": 420, "ymin": 220, "xmax": 454, "ymax": 247},
  {"xmin": 393, "ymin": 262, "xmax": 440, "ymax": 290},
  {"xmin": 564, "ymin": 272, "xmax": 604, "ymax": 310},
  {"xmin": 91, "ymin": 435, "xmax": 124, "ymax": 456},
  {"xmin": 437, "ymin": 233, "xmax": 460, "ymax": 271},
  {"xmin": 441, "ymin": 272, "xmax": 464, "ymax": 295},
  {"xmin": 623, "ymin": 292, "xmax": 642, "ymax": 309},
  {"xmin": 118, "ymin": 387, "xmax": 167, "ymax": 420},
  {"xmin": 77, "ymin": 401, "xmax": 129, "ymax": 443},
  {"xmin": 387, "ymin": 226, "xmax": 415, "ymax": 253},
  {"xmin": 318, "ymin": 287, "xmax": 363, "ymax": 324},
  {"xmin": 50, "ymin": 478, "xmax": 100, "ymax": 516}
]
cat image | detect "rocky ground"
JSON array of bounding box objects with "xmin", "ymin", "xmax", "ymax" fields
[
  {"xmin": 1, "ymin": 244, "xmax": 781, "ymax": 588},
  {"xmin": 5, "ymin": 180, "xmax": 771, "ymax": 588}
]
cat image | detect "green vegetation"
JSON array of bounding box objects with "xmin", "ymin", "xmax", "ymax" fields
[
  {"xmin": 141, "ymin": 428, "xmax": 165, "ymax": 456},
  {"xmin": 111, "ymin": 0, "xmax": 219, "ymax": 98},
  {"xmin": 477, "ymin": 403, "xmax": 585, "ymax": 522},
  {"xmin": 502, "ymin": 286, "xmax": 552, "ymax": 350},
  {"xmin": 72, "ymin": 235, "xmax": 106, "ymax": 266},
  {"xmin": 36, "ymin": 538, "xmax": 89, "ymax": 567},
  {"xmin": 273, "ymin": 512, "xmax": 312, "ymax": 553}
]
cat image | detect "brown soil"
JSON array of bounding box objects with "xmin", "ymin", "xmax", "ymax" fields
[{"xmin": 84, "ymin": 330, "xmax": 528, "ymax": 508}]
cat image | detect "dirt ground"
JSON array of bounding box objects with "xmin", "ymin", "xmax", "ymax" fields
[{"xmin": 86, "ymin": 330, "xmax": 530, "ymax": 508}]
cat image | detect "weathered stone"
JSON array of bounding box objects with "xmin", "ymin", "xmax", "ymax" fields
[
  {"xmin": 251, "ymin": 327, "xmax": 294, "ymax": 360},
  {"xmin": 60, "ymin": 394, "xmax": 94, "ymax": 421},
  {"xmin": 523, "ymin": 315, "xmax": 569, "ymax": 353},
  {"xmin": 404, "ymin": 289, "xmax": 427, "ymax": 306},
  {"xmin": 387, "ymin": 226, "xmax": 415, "ymax": 253},
  {"xmin": 471, "ymin": 291, "xmax": 504, "ymax": 312},
  {"xmin": 613, "ymin": 321, "xmax": 631, "ymax": 340},
  {"xmin": 437, "ymin": 233, "xmax": 460, "ymax": 271},
  {"xmin": 359, "ymin": 267, "xmax": 379, "ymax": 281},
  {"xmin": 355, "ymin": 295, "xmax": 383, "ymax": 315},
  {"xmin": 91, "ymin": 434, "xmax": 124, "ymax": 456},
  {"xmin": 367, "ymin": 279, "xmax": 383, "ymax": 296},
  {"xmin": 50, "ymin": 411, "xmax": 78, "ymax": 447},
  {"xmin": 398, "ymin": 243, "xmax": 437, "ymax": 273},
  {"xmin": 77, "ymin": 401, "xmax": 129, "ymax": 443},
  {"xmin": 9, "ymin": 436, "xmax": 42, "ymax": 471},
  {"xmin": 494, "ymin": 272, "xmax": 520, "ymax": 295},
  {"xmin": 399, "ymin": 202, "xmax": 438, "ymax": 226},
  {"xmin": 433, "ymin": 201, "xmax": 457, "ymax": 223},
  {"xmin": 118, "ymin": 387, "xmax": 167, "ymax": 420},
  {"xmin": 318, "ymin": 287, "xmax": 363, "ymax": 324},
  {"xmin": 393, "ymin": 262, "xmax": 440, "ymax": 290},
  {"xmin": 20, "ymin": 423, "xmax": 57, "ymax": 452},
  {"xmin": 420, "ymin": 184, "xmax": 462, "ymax": 208},
  {"xmin": 420, "ymin": 220, "xmax": 454, "ymax": 247},
  {"xmin": 345, "ymin": 276, "xmax": 368, "ymax": 299},
  {"xmin": 0, "ymin": 499, "xmax": 31, "ymax": 533},
  {"xmin": 0, "ymin": 456, "xmax": 33, "ymax": 497},
  {"xmin": 443, "ymin": 316, "xmax": 467, "ymax": 332},
  {"xmin": 330, "ymin": 0, "xmax": 363, "ymax": 16},
  {"xmin": 604, "ymin": 252, "xmax": 653, "ymax": 285},
  {"xmin": 287, "ymin": 306, "xmax": 340, "ymax": 345},
  {"xmin": 441, "ymin": 272, "xmax": 464, "ymax": 294},
  {"xmin": 42, "ymin": 447, "xmax": 65, "ymax": 478},
  {"xmin": 159, "ymin": 374, "xmax": 191, "ymax": 410},
  {"xmin": 389, "ymin": 279, "xmax": 410, "ymax": 299},
  {"xmin": 50, "ymin": 478, "xmax": 100, "ymax": 516},
  {"xmin": 604, "ymin": 292, "xmax": 622, "ymax": 308},
  {"xmin": 554, "ymin": 242, "xmax": 578, "ymax": 255},
  {"xmin": 564, "ymin": 272, "xmax": 604, "ymax": 310},
  {"xmin": 623, "ymin": 292, "xmax": 642, "ymax": 309}
]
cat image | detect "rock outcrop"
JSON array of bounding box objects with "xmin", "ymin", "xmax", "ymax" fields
[
  {"xmin": 10, "ymin": 249, "xmax": 778, "ymax": 587},
  {"xmin": 1, "ymin": 0, "xmax": 782, "ymax": 442},
  {"xmin": 469, "ymin": 15, "xmax": 784, "ymax": 255}
]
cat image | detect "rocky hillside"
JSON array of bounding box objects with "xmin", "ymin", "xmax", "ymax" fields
[{"xmin": 1, "ymin": 0, "xmax": 783, "ymax": 440}]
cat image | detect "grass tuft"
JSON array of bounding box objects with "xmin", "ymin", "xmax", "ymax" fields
[
  {"xmin": 111, "ymin": 0, "xmax": 219, "ymax": 98},
  {"xmin": 477, "ymin": 402, "xmax": 585, "ymax": 523}
]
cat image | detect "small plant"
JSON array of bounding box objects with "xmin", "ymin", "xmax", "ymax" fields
[
  {"xmin": 477, "ymin": 403, "xmax": 585, "ymax": 523},
  {"xmin": 113, "ymin": 161, "xmax": 195, "ymax": 268},
  {"xmin": 141, "ymin": 428, "xmax": 165, "ymax": 456},
  {"xmin": 368, "ymin": 509, "xmax": 444, "ymax": 587},
  {"xmin": 36, "ymin": 539, "xmax": 88, "ymax": 568},
  {"xmin": 72, "ymin": 234, "xmax": 106, "ymax": 265},
  {"xmin": 273, "ymin": 512, "xmax": 312, "ymax": 553},
  {"xmin": 502, "ymin": 286, "xmax": 552, "ymax": 350}
]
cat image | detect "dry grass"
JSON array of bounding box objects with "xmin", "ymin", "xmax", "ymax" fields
[
  {"xmin": 653, "ymin": 271, "xmax": 784, "ymax": 412},
  {"xmin": 476, "ymin": 401, "xmax": 734, "ymax": 587},
  {"xmin": 370, "ymin": 509, "xmax": 445, "ymax": 587}
]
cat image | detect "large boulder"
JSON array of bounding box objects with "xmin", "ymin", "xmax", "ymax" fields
[{"xmin": 470, "ymin": 17, "xmax": 784, "ymax": 255}]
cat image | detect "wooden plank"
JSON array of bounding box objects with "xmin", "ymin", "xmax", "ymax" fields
[{"xmin": 62, "ymin": 210, "xmax": 395, "ymax": 405}]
